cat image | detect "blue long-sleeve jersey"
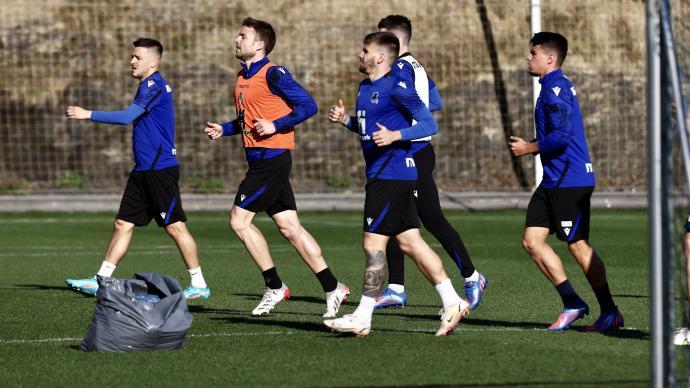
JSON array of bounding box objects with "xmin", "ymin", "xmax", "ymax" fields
[
  {"xmin": 535, "ymin": 69, "xmax": 595, "ymax": 188},
  {"xmin": 393, "ymin": 53, "xmax": 441, "ymax": 154},
  {"xmin": 91, "ymin": 72, "xmax": 177, "ymax": 171},
  {"xmin": 346, "ymin": 72, "xmax": 438, "ymax": 181},
  {"xmin": 220, "ymin": 57, "xmax": 317, "ymax": 161}
]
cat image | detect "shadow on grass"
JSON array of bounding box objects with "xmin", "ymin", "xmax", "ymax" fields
[
  {"xmin": 212, "ymin": 315, "xmax": 326, "ymax": 332},
  {"xmin": 15, "ymin": 284, "xmax": 76, "ymax": 291}
]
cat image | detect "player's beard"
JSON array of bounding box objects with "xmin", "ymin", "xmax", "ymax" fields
[{"xmin": 236, "ymin": 49, "xmax": 254, "ymax": 62}]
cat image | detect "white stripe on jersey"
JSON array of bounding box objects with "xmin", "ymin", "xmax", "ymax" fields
[{"xmin": 400, "ymin": 55, "xmax": 432, "ymax": 142}]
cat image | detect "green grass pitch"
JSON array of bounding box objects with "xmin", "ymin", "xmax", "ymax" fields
[{"xmin": 0, "ymin": 209, "xmax": 687, "ymax": 386}]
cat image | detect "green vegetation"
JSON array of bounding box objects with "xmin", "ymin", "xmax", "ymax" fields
[{"xmin": 0, "ymin": 209, "xmax": 681, "ymax": 386}]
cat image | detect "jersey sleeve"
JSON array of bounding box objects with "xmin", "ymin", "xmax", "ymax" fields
[
  {"xmin": 90, "ymin": 104, "xmax": 145, "ymax": 125},
  {"xmin": 392, "ymin": 60, "xmax": 415, "ymax": 83},
  {"xmin": 538, "ymin": 83, "xmax": 574, "ymax": 153},
  {"xmin": 133, "ymin": 82, "xmax": 163, "ymax": 112},
  {"xmin": 266, "ymin": 66, "xmax": 318, "ymax": 131},
  {"xmin": 391, "ymin": 80, "xmax": 438, "ymax": 141},
  {"xmin": 428, "ymin": 76, "xmax": 443, "ymax": 112}
]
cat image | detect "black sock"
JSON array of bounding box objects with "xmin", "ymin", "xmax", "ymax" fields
[
  {"xmin": 315, "ymin": 267, "xmax": 338, "ymax": 293},
  {"xmin": 555, "ymin": 280, "xmax": 586, "ymax": 310},
  {"xmin": 386, "ymin": 239, "xmax": 405, "ymax": 286},
  {"xmin": 592, "ymin": 282, "xmax": 617, "ymax": 314},
  {"xmin": 262, "ymin": 267, "xmax": 282, "ymax": 289}
]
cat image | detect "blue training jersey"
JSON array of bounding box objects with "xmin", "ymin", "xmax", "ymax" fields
[
  {"xmin": 535, "ymin": 69, "xmax": 595, "ymax": 189},
  {"xmin": 393, "ymin": 53, "xmax": 442, "ymax": 155},
  {"xmin": 131, "ymin": 72, "xmax": 177, "ymax": 171},
  {"xmin": 351, "ymin": 72, "xmax": 437, "ymax": 181}
]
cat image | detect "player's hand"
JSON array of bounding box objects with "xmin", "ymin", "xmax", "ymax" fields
[
  {"xmin": 253, "ymin": 118, "xmax": 276, "ymax": 136},
  {"xmin": 204, "ymin": 122, "xmax": 223, "ymax": 140},
  {"xmin": 65, "ymin": 106, "xmax": 91, "ymax": 120},
  {"xmin": 372, "ymin": 123, "xmax": 401, "ymax": 147},
  {"xmin": 509, "ymin": 136, "xmax": 534, "ymax": 157},
  {"xmin": 329, "ymin": 99, "xmax": 349, "ymax": 125}
]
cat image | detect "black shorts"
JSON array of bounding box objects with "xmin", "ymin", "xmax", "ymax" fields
[
  {"xmin": 685, "ymin": 215, "xmax": 690, "ymax": 232},
  {"xmin": 363, "ymin": 179, "xmax": 420, "ymax": 236},
  {"xmin": 525, "ymin": 186, "xmax": 593, "ymax": 243},
  {"xmin": 234, "ymin": 151, "xmax": 297, "ymax": 216},
  {"xmin": 117, "ymin": 166, "xmax": 187, "ymax": 227}
]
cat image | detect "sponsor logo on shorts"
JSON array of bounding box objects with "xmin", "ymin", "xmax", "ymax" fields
[
  {"xmin": 366, "ymin": 217, "xmax": 373, "ymax": 226},
  {"xmin": 240, "ymin": 194, "xmax": 246, "ymax": 202},
  {"xmin": 561, "ymin": 220, "xmax": 573, "ymax": 236}
]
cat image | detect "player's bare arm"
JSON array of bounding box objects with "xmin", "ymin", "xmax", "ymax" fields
[
  {"xmin": 509, "ymin": 135, "xmax": 539, "ymax": 157},
  {"xmin": 204, "ymin": 122, "xmax": 223, "ymax": 140},
  {"xmin": 65, "ymin": 106, "xmax": 92, "ymax": 120},
  {"xmin": 372, "ymin": 122, "xmax": 402, "ymax": 147}
]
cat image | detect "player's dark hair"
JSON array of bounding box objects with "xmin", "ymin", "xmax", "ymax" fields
[
  {"xmin": 377, "ymin": 15, "xmax": 412, "ymax": 45},
  {"xmin": 242, "ymin": 17, "xmax": 276, "ymax": 55},
  {"xmin": 530, "ymin": 32, "xmax": 568, "ymax": 66},
  {"xmin": 363, "ymin": 32, "xmax": 400, "ymax": 61},
  {"xmin": 133, "ymin": 37, "xmax": 163, "ymax": 57}
]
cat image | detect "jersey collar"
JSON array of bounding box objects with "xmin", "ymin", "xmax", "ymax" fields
[
  {"xmin": 240, "ymin": 57, "xmax": 270, "ymax": 79},
  {"xmin": 539, "ymin": 68, "xmax": 563, "ymax": 86}
]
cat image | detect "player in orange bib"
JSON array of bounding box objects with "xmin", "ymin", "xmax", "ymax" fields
[{"xmin": 204, "ymin": 17, "xmax": 349, "ymax": 318}]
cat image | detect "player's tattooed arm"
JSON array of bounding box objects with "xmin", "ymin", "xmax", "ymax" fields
[{"xmin": 363, "ymin": 250, "xmax": 387, "ymax": 298}]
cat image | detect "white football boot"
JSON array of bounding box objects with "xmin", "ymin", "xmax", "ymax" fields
[
  {"xmin": 323, "ymin": 282, "xmax": 350, "ymax": 318},
  {"xmin": 252, "ymin": 283, "xmax": 290, "ymax": 316}
]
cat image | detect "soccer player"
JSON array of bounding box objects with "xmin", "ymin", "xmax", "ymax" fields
[
  {"xmin": 509, "ymin": 32, "xmax": 623, "ymax": 332},
  {"xmin": 374, "ymin": 15, "xmax": 488, "ymax": 311},
  {"xmin": 324, "ymin": 32, "xmax": 470, "ymax": 336},
  {"xmin": 203, "ymin": 17, "xmax": 349, "ymax": 317},
  {"xmin": 64, "ymin": 38, "xmax": 210, "ymax": 299}
]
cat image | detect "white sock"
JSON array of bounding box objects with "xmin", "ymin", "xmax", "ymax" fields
[
  {"xmin": 388, "ymin": 283, "xmax": 405, "ymax": 293},
  {"xmin": 352, "ymin": 296, "xmax": 376, "ymax": 325},
  {"xmin": 464, "ymin": 270, "xmax": 479, "ymax": 283},
  {"xmin": 97, "ymin": 260, "xmax": 116, "ymax": 277},
  {"xmin": 435, "ymin": 278, "xmax": 462, "ymax": 308},
  {"xmin": 188, "ymin": 267, "xmax": 207, "ymax": 288}
]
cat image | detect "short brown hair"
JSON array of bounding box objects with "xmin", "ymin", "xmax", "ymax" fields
[
  {"xmin": 242, "ymin": 17, "xmax": 276, "ymax": 55},
  {"xmin": 363, "ymin": 32, "xmax": 400, "ymax": 60},
  {"xmin": 133, "ymin": 37, "xmax": 163, "ymax": 57}
]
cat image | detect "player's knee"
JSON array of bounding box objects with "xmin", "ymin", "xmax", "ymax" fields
[
  {"xmin": 275, "ymin": 219, "xmax": 301, "ymax": 241},
  {"xmin": 567, "ymin": 240, "xmax": 591, "ymax": 259},
  {"xmin": 113, "ymin": 219, "xmax": 134, "ymax": 234},
  {"xmin": 229, "ymin": 216, "xmax": 249, "ymax": 234},
  {"xmin": 164, "ymin": 221, "xmax": 186, "ymax": 238},
  {"xmin": 521, "ymin": 236, "xmax": 540, "ymax": 254}
]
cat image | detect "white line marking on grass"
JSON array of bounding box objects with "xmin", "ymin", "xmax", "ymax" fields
[{"xmin": 0, "ymin": 326, "xmax": 645, "ymax": 345}]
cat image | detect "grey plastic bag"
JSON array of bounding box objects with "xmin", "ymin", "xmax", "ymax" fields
[{"xmin": 80, "ymin": 272, "xmax": 193, "ymax": 352}]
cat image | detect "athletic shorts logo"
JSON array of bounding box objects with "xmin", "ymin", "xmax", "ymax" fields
[
  {"xmin": 413, "ymin": 190, "xmax": 418, "ymax": 198},
  {"xmin": 366, "ymin": 217, "xmax": 373, "ymax": 226},
  {"xmin": 561, "ymin": 220, "xmax": 573, "ymax": 236},
  {"xmin": 160, "ymin": 212, "xmax": 166, "ymax": 219},
  {"xmin": 240, "ymin": 194, "xmax": 246, "ymax": 202}
]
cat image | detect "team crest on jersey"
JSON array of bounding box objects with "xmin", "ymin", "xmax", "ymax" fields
[
  {"xmin": 397, "ymin": 81, "xmax": 407, "ymax": 89},
  {"xmin": 397, "ymin": 62, "xmax": 404, "ymax": 69},
  {"xmin": 148, "ymin": 80, "xmax": 155, "ymax": 87},
  {"xmin": 366, "ymin": 217, "xmax": 373, "ymax": 226},
  {"xmin": 561, "ymin": 220, "xmax": 573, "ymax": 236},
  {"xmin": 165, "ymin": 84, "xmax": 172, "ymax": 93},
  {"xmin": 552, "ymin": 86, "xmax": 561, "ymax": 96},
  {"xmin": 371, "ymin": 92, "xmax": 379, "ymax": 104}
]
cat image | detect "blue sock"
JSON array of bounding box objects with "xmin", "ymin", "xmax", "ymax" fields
[{"xmin": 555, "ymin": 280, "xmax": 587, "ymax": 310}]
